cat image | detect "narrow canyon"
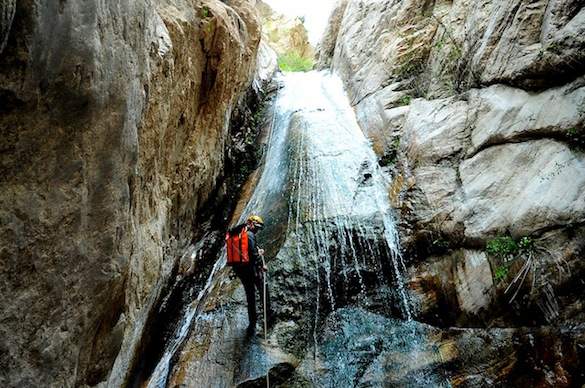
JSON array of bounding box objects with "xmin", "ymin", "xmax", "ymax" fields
[{"xmin": 0, "ymin": 0, "xmax": 583, "ymax": 387}]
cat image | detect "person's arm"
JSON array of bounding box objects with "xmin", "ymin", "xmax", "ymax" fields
[{"xmin": 247, "ymin": 231, "xmax": 261, "ymax": 268}]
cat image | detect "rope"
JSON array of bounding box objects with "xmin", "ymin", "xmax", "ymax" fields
[{"xmin": 262, "ymin": 254, "xmax": 270, "ymax": 388}]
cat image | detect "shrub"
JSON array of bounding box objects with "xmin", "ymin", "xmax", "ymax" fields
[
  {"xmin": 486, "ymin": 235, "xmax": 538, "ymax": 300},
  {"xmin": 397, "ymin": 95, "xmax": 412, "ymax": 106},
  {"xmin": 518, "ymin": 236, "xmax": 534, "ymax": 252},
  {"xmin": 486, "ymin": 236, "xmax": 519, "ymax": 259},
  {"xmin": 494, "ymin": 265, "xmax": 509, "ymax": 283},
  {"xmin": 566, "ymin": 127, "xmax": 585, "ymax": 150},
  {"xmin": 277, "ymin": 51, "xmax": 314, "ymax": 72}
]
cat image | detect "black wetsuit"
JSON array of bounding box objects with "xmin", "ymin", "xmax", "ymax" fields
[{"xmin": 232, "ymin": 228, "xmax": 272, "ymax": 328}]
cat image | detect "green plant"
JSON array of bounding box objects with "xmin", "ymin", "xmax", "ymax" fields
[
  {"xmin": 396, "ymin": 57, "xmax": 425, "ymax": 79},
  {"xmin": 397, "ymin": 95, "xmax": 412, "ymax": 106},
  {"xmin": 432, "ymin": 238, "xmax": 449, "ymax": 250},
  {"xmin": 200, "ymin": 6, "xmax": 210, "ymax": 18},
  {"xmin": 277, "ymin": 51, "xmax": 314, "ymax": 72},
  {"xmin": 565, "ymin": 126, "xmax": 585, "ymax": 150},
  {"xmin": 518, "ymin": 236, "xmax": 534, "ymax": 252},
  {"xmin": 545, "ymin": 41, "xmax": 561, "ymax": 54},
  {"xmin": 447, "ymin": 45, "xmax": 462, "ymax": 62},
  {"xmin": 391, "ymin": 137, "xmax": 400, "ymax": 149},
  {"xmin": 379, "ymin": 153, "xmax": 396, "ymax": 166},
  {"xmin": 486, "ymin": 236, "xmax": 519, "ymax": 259},
  {"xmin": 566, "ymin": 127, "xmax": 583, "ymax": 142},
  {"xmin": 494, "ymin": 265, "xmax": 509, "ymax": 283},
  {"xmin": 486, "ymin": 235, "xmax": 539, "ymax": 303}
]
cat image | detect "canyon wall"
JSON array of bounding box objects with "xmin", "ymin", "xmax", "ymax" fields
[
  {"xmin": 0, "ymin": 0, "xmax": 274, "ymax": 386},
  {"xmin": 319, "ymin": 0, "xmax": 585, "ymax": 385}
]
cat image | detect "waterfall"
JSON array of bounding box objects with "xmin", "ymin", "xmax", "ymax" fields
[
  {"xmin": 279, "ymin": 71, "xmax": 412, "ymax": 321},
  {"xmin": 143, "ymin": 70, "xmax": 415, "ymax": 387}
]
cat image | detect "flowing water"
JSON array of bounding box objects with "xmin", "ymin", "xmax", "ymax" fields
[
  {"xmin": 276, "ymin": 71, "xmax": 412, "ymax": 320},
  {"xmin": 144, "ymin": 71, "xmax": 446, "ymax": 387}
]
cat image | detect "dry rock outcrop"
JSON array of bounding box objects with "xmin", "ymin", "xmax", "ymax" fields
[
  {"xmin": 257, "ymin": 1, "xmax": 314, "ymax": 59},
  {"xmin": 0, "ymin": 0, "xmax": 273, "ymax": 386}
]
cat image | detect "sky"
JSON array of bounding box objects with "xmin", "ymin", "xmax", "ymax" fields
[{"xmin": 263, "ymin": 0, "xmax": 338, "ymax": 45}]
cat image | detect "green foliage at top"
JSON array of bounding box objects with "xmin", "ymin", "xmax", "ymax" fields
[
  {"xmin": 200, "ymin": 6, "xmax": 210, "ymax": 18},
  {"xmin": 487, "ymin": 235, "xmax": 535, "ymax": 285},
  {"xmin": 277, "ymin": 51, "xmax": 314, "ymax": 72}
]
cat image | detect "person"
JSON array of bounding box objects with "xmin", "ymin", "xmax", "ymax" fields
[{"xmin": 231, "ymin": 215, "xmax": 272, "ymax": 335}]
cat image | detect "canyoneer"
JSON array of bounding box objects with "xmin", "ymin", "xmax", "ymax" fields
[{"xmin": 226, "ymin": 215, "xmax": 273, "ymax": 336}]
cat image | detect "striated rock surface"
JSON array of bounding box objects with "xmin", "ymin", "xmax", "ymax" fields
[
  {"xmin": 0, "ymin": 0, "xmax": 273, "ymax": 386},
  {"xmin": 315, "ymin": 0, "xmax": 349, "ymax": 70},
  {"xmin": 320, "ymin": 0, "xmax": 585, "ymax": 385}
]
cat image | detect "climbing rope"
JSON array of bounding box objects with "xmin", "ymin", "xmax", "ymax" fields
[{"xmin": 262, "ymin": 254, "xmax": 270, "ymax": 388}]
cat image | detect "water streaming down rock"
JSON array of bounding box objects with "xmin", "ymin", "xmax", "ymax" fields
[
  {"xmin": 145, "ymin": 250, "xmax": 227, "ymax": 388},
  {"xmin": 280, "ymin": 71, "xmax": 412, "ymax": 322},
  {"xmin": 144, "ymin": 71, "xmax": 448, "ymax": 387}
]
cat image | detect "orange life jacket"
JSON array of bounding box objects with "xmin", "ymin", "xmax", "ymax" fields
[{"xmin": 226, "ymin": 226, "xmax": 249, "ymax": 266}]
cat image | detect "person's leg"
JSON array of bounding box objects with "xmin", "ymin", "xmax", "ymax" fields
[
  {"xmin": 236, "ymin": 267, "xmax": 257, "ymax": 329},
  {"xmin": 254, "ymin": 270, "xmax": 274, "ymax": 327}
]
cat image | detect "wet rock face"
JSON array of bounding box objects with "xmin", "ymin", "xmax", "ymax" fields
[
  {"xmin": 0, "ymin": 0, "xmax": 263, "ymax": 386},
  {"xmin": 139, "ymin": 72, "xmax": 419, "ymax": 387},
  {"xmin": 320, "ymin": 0, "xmax": 585, "ymax": 384}
]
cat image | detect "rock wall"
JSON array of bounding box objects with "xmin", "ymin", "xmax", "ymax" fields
[
  {"xmin": 0, "ymin": 0, "xmax": 270, "ymax": 386},
  {"xmin": 320, "ymin": 0, "xmax": 585, "ymax": 385},
  {"xmin": 257, "ymin": 1, "xmax": 314, "ymax": 59}
]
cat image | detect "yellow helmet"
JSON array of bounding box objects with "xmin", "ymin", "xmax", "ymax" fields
[{"xmin": 247, "ymin": 215, "xmax": 264, "ymax": 225}]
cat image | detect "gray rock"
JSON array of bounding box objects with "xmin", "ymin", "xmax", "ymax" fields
[
  {"xmin": 315, "ymin": 0, "xmax": 349, "ymax": 70},
  {"xmin": 402, "ymin": 97, "xmax": 470, "ymax": 165},
  {"xmin": 455, "ymin": 250, "xmax": 494, "ymax": 315},
  {"xmin": 468, "ymin": 80, "xmax": 585, "ymax": 154},
  {"xmin": 460, "ymin": 139, "xmax": 585, "ymax": 239},
  {"xmin": 410, "ymin": 165, "xmax": 464, "ymax": 237},
  {"xmin": 318, "ymin": 0, "xmax": 585, "ymax": 384},
  {"xmin": 0, "ymin": 0, "xmax": 15, "ymax": 54}
]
